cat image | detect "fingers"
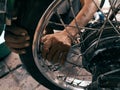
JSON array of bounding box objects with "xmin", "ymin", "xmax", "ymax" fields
[
  {"xmin": 5, "ymin": 41, "xmax": 30, "ymax": 49},
  {"xmin": 52, "ymin": 51, "xmax": 61, "ymax": 63},
  {"xmin": 5, "ymin": 31, "xmax": 30, "ymax": 43},
  {"xmin": 5, "ymin": 26, "xmax": 30, "ymax": 43},
  {"xmin": 47, "ymin": 45, "xmax": 59, "ymax": 61},
  {"xmin": 42, "ymin": 41, "xmax": 69, "ymax": 64},
  {"xmin": 5, "ymin": 26, "xmax": 30, "ymax": 54},
  {"xmin": 60, "ymin": 52, "xmax": 67, "ymax": 65},
  {"xmin": 53, "ymin": 51, "xmax": 67, "ymax": 65},
  {"xmin": 6, "ymin": 26, "xmax": 28, "ymax": 36},
  {"xmin": 40, "ymin": 32, "xmax": 71, "ymax": 65},
  {"xmin": 5, "ymin": 39, "xmax": 30, "ymax": 54},
  {"xmin": 41, "ymin": 38, "xmax": 52, "ymax": 59},
  {"xmin": 41, "ymin": 35, "xmax": 49, "ymax": 43}
]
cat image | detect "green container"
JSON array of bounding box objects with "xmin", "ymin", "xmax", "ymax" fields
[
  {"xmin": 0, "ymin": 21, "xmax": 11, "ymax": 59},
  {"xmin": 0, "ymin": 5, "xmax": 11, "ymax": 59},
  {"xmin": 0, "ymin": 42, "xmax": 11, "ymax": 59},
  {"xmin": 0, "ymin": 30, "xmax": 11, "ymax": 59}
]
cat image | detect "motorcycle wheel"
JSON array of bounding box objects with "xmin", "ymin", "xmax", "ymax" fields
[{"xmin": 21, "ymin": 0, "xmax": 120, "ymax": 90}]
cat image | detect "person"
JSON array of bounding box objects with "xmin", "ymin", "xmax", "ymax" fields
[
  {"xmin": 5, "ymin": 0, "xmax": 53, "ymax": 54},
  {"xmin": 4, "ymin": 0, "xmax": 55, "ymax": 86},
  {"xmin": 5, "ymin": 0, "xmax": 99, "ymax": 63}
]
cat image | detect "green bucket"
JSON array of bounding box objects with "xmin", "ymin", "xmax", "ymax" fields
[
  {"xmin": 0, "ymin": 6, "xmax": 11, "ymax": 59},
  {"xmin": 0, "ymin": 42, "xmax": 11, "ymax": 59},
  {"xmin": 0, "ymin": 27, "xmax": 11, "ymax": 59}
]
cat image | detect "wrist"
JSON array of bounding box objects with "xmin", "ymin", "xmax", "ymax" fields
[
  {"xmin": 63, "ymin": 27, "xmax": 79, "ymax": 44},
  {"xmin": 65, "ymin": 27, "xmax": 79, "ymax": 37}
]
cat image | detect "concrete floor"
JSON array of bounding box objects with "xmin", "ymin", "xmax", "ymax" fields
[{"xmin": 0, "ymin": 52, "xmax": 49, "ymax": 90}]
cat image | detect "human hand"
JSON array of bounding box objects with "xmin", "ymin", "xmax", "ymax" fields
[
  {"xmin": 5, "ymin": 26, "xmax": 30, "ymax": 54},
  {"xmin": 41, "ymin": 31, "xmax": 72, "ymax": 64}
]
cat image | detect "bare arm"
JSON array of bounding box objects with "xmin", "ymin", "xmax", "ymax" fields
[
  {"xmin": 41, "ymin": 0, "xmax": 99, "ymax": 64},
  {"xmin": 63, "ymin": 0, "xmax": 99, "ymax": 38}
]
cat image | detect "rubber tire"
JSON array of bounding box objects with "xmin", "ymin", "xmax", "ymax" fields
[
  {"xmin": 19, "ymin": 0, "xmax": 105, "ymax": 89},
  {"xmin": 17, "ymin": 0, "xmax": 64, "ymax": 90}
]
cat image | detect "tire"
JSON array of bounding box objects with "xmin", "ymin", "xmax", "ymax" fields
[
  {"xmin": 24, "ymin": 0, "xmax": 92, "ymax": 89},
  {"xmin": 20, "ymin": 0, "xmax": 120, "ymax": 90},
  {"xmin": 33, "ymin": 0, "xmax": 92, "ymax": 89},
  {"xmin": 19, "ymin": 0, "xmax": 64, "ymax": 90}
]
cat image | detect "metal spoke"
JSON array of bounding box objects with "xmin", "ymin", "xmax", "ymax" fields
[
  {"xmin": 68, "ymin": 0, "xmax": 86, "ymax": 48},
  {"xmin": 93, "ymin": 0, "xmax": 119, "ymax": 29},
  {"xmin": 92, "ymin": 0, "xmax": 120, "ymax": 48},
  {"xmin": 56, "ymin": 10, "xmax": 76, "ymax": 42},
  {"xmin": 48, "ymin": 20, "xmax": 100, "ymax": 31},
  {"xmin": 68, "ymin": 0, "xmax": 81, "ymax": 33}
]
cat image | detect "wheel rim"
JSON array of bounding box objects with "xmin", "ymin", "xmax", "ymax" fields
[{"xmin": 33, "ymin": 0, "xmax": 120, "ymax": 89}]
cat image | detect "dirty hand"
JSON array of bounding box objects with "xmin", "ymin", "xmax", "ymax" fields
[
  {"xmin": 41, "ymin": 31, "xmax": 72, "ymax": 64},
  {"xmin": 5, "ymin": 26, "xmax": 30, "ymax": 54}
]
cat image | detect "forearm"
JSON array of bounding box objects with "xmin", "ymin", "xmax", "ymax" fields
[{"xmin": 64, "ymin": 0, "xmax": 99, "ymax": 37}]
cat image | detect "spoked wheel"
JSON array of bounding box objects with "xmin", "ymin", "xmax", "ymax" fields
[{"xmin": 33, "ymin": 0, "xmax": 120, "ymax": 90}]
